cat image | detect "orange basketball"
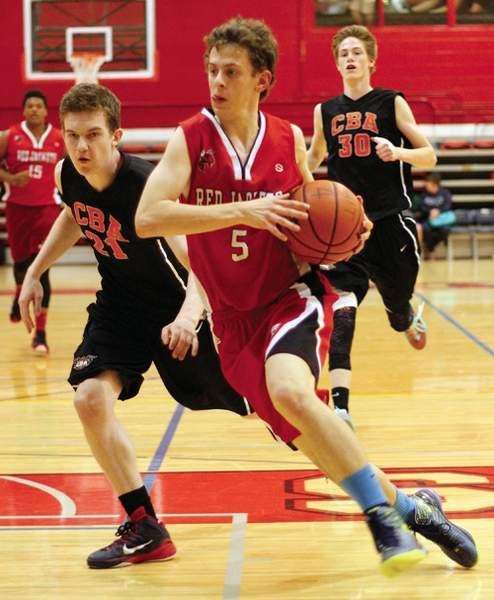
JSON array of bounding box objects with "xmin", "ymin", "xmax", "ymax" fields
[{"xmin": 284, "ymin": 180, "xmax": 364, "ymax": 265}]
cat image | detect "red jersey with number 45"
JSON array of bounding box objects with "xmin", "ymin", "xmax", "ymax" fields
[
  {"xmin": 181, "ymin": 109, "xmax": 304, "ymax": 314},
  {"xmin": 2, "ymin": 121, "xmax": 64, "ymax": 207}
]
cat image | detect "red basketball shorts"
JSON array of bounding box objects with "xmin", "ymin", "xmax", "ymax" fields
[
  {"xmin": 212, "ymin": 271, "xmax": 336, "ymax": 443},
  {"xmin": 6, "ymin": 202, "xmax": 61, "ymax": 262}
]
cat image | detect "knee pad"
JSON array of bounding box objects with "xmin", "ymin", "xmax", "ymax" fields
[
  {"xmin": 386, "ymin": 304, "xmax": 413, "ymax": 332},
  {"xmin": 329, "ymin": 305, "xmax": 356, "ymax": 370},
  {"xmin": 13, "ymin": 255, "xmax": 35, "ymax": 286},
  {"xmin": 40, "ymin": 269, "xmax": 51, "ymax": 308}
]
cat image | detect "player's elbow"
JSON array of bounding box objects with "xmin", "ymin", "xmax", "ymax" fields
[
  {"xmin": 423, "ymin": 147, "xmax": 437, "ymax": 169},
  {"xmin": 307, "ymin": 149, "xmax": 325, "ymax": 173},
  {"xmin": 429, "ymin": 152, "xmax": 438, "ymax": 169},
  {"xmin": 135, "ymin": 209, "xmax": 158, "ymax": 239}
]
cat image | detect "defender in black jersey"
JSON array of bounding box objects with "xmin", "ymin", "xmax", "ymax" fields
[
  {"xmin": 18, "ymin": 83, "xmax": 250, "ymax": 569},
  {"xmin": 308, "ymin": 25, "xmax": 437, "ymax": 422}
]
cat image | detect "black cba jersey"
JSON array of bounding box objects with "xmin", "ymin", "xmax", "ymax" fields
[
  {"xmin": 321, "ymin": 88, "xmax": 414, "ymax": 221},
  {"xmin": 61, "ymin": 153, "xmax": 188, "ymax": 316}
]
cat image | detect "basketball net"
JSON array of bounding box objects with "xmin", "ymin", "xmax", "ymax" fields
[{"xmin": 69, "ymin": 52, "xmax": 106, "ymax": 84}]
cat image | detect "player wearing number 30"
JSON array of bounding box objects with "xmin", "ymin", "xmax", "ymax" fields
[{"xmin": 0, "ymin": 90, "xmax": 65, "ymax": 354}]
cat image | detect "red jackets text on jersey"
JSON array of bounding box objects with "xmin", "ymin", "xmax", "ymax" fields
[{"xmin": 181, "ymin": 109, "xmax": 303, "ymax": 314}]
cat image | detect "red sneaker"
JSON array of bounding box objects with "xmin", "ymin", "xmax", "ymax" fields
[{"xmin": 405, "ymin": 302, "xmax": 427, "ymax": 350}]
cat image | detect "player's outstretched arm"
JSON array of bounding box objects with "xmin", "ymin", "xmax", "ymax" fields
[
  {"xmin": 20, "ymin": 160, "xmax": 83, "ymax": 332},
  {"xmin": 162, "ymin": 270, "xmax": 206, "ymax": 360},
  {"xmin": 19, "ymin": 205, "xmax": 82, "ymax": 332}
]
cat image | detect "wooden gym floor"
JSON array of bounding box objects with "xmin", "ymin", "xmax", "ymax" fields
[{"xmin": 0, "ymin": 258, "xmax": 493, "ymax": 599}]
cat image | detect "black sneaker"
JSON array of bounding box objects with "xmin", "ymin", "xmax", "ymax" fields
[
  {"xmin": 366, "ymin": 505, "xmax": 426, "ymax": 577},
  {"xmin": 87, "ymin": 507, "xmax": 177, "ymax": 569},
  {"xmin": 408, "ymin": 488, "xmax": 478, "ymax": 568},
  {"xmin": 32, "ymin": 330, "xmax": 49, "ymax": 356},
  {"xmin": 9, "ymin": 297, "xmax": 21, "ymax": 323}
]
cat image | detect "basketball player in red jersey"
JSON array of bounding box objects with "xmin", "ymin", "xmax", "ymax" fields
[
  {"xmin": 134, "ymin": 17, "xmax": 449, "ymax": 577},
  {"xmin": 0, "ymin": 90, "xmax": 64, "ymax": 354},
  {"xmin": 308, "ymin": 25, "xmax": 435, "ymax": 427}
]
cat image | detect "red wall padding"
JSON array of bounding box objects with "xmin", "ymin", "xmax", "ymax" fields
[{"xmin": 0, "ymin": 0, "xmax": 492, "ymax": 130}]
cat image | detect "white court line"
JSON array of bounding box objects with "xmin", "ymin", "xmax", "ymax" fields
[
  {"xmin": 224, "ymin": 513, "xmax": 248, "ymax": 600},
  {"xmin": 0, "ymin": 475, "xmax": 76, "ymax": 517},
  {"xmin": 0, "ymin": 511, "xmax": 247, "ymax": 600}
]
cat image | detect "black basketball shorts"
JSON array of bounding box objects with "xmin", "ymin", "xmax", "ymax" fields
[{"xmin": 68, "ymin": 302, "xmax": 251, "ymax": 416}]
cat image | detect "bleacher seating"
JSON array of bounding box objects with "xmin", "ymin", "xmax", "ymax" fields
[
  {"xmin": 1, "ymin": 133, "xmax": 494, "ymax": 264},
  {"xmin": 447, "ymin": 208, "xmax": 494, "ymax": 261},
  {"xmin": 412, "ymin": 139, "xmax": 494, "ymax": 259}
]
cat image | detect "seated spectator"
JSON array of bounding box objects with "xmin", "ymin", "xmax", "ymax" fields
[
  {"xmin": 315, "ymin": 0, "xmax": 375, "ymax": 24},
  {"xmin": 349, "ymin": 0, "xmax": 376, "ymax": 24},
  {"xmin": 415, "ymin": 172, "xmax": 454, "ymax": 259},
  {"xmin": 315, "ymin": 0, "xmax": 350, "ymax": 15}
]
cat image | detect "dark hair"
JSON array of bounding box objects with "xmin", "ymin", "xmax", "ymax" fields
[
  {"xmin": 23, "ymin": 89, "xmax": 47, "ymax": 108},
  {"xmin": 59, "ymin": 83, "xmax": 121, "ymax": 132},
  {"xmin": 425, "ymin": 172, "xmax": 441, "ymax": 185},
  {"xmin": 204, "ymin": 17, "xmax": 278, "ymax": 100}
]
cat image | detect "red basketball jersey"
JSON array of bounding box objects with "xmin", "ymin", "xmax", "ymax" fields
[
  {"xmin": 181, "ymin": 109, "xmax": 303, "ymax": 313},
  {"xmin": 2, "ymin": 121, "xmax": 64, "ymax": 207}
]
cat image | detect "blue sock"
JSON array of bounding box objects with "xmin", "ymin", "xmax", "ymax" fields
[
  {"xmin": 393, "ymin": 489, "xmax": 416, "ymax": 523},
  {"xmin": 340, "ymin": 464, "xmax": 388, "ymax": 512}
]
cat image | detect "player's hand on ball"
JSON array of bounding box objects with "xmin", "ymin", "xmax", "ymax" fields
[
  {"xmin": 344, "ymin": 197, "xmax": 372, "ymax": 259},
  {"xmin": 242, "ymin": 193, "xmax": 309, "ymax": 242},
  {"xmin": 162, "ymin": 316, "xmax": 199, "ymax": 360}
]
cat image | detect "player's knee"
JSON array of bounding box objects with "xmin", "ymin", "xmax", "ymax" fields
[
  {"xmin": 13, "ymin": 256, "xmax": 34, "ymax": 285},
  {"xmin": 73, "ymin": 380, "xmax": 109, "ymax": 423},
  {"xmin": 330, "ymin": 305, "xmax": 356, "ymax": 359},
  {"xmin": 329, "ymin": 351, "xmax": 351, "ymax": 371},
  {"xmin": 269, "ymin": 380, "xmax": 310, "ymax": 422},
  {"xmin": 40, "ymin": 270, "xmax": 51, "ymax": 307},
  {"xmin": 386, "ymin": 306, "xmax": 413, "ymax": 332}
]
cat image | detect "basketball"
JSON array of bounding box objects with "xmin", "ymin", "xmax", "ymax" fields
[{"xmin": 284, "ymin": 180, "xmax": 364, "ymax": 265}]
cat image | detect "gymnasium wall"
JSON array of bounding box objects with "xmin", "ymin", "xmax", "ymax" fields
[{"xmin": 0, "ymin": 0, "xmax": 493, "ymax": 131}]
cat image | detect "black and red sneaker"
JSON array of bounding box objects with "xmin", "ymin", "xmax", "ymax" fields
[
  {"xmin": 87, "ymin": 507, "xmax": 177, "ymax": 569},
  {"xmin": 32, "ymin": 330, "xmax": 49, "ymax": 356}
]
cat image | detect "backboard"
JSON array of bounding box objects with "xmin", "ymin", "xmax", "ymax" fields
[{"xmin": 23, "ymin": 0, "xmax": 155, "ymax": 80}]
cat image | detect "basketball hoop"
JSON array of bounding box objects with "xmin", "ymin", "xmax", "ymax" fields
[{"xmin": 69, "ymin": 52, "xmax": 106, "ymax": 84}]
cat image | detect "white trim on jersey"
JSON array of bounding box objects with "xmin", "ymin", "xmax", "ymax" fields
[
  {"xmin": 1, "ymin": 184, "xmax": 11, "ymax": 202},
  {"xmin": 332, "ymin": 291, "xmax": 358, "ymax": 311},
  {"xmin": 155, "ymin": 239, "xmax": 187, "ymax": 291},
  {"xmin": 398, "ymin": 137, "xmax": 412, "ymax": 209},
  {"xmin": 20, "ymin": 121, "xmax": 53, "ymax": 149},
  {"xmin": 241, "ymin": 397, "xmax": 254, "ymax": 415},
  {"xmin": 244, "ymin": 112, "xmax": 266, "ymax": 180},
  {"xmin": 264, "ymin": 281, "xmax": 325, "ymax": 375},
  {"xmin": 399, "ymin": 213, "xmax": 422, "ymax": 266},
  {"xmin": 201, "ymin": 108, "xmax": 266, "ymax": 181}
]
